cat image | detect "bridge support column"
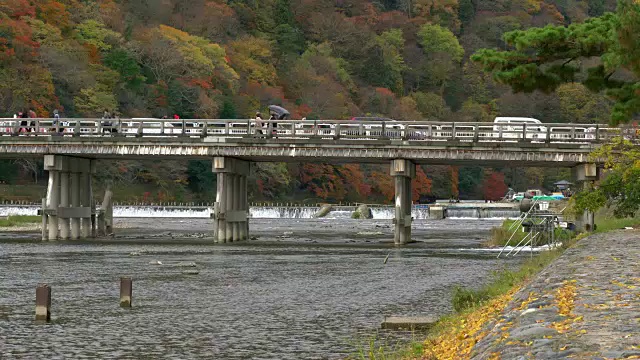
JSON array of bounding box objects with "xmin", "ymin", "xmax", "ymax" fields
[
  {"xmin": 572, "ymin": 163, "xmax": 599, "ymax": 232},
  {"xmin": 43, "ymin": 156, "xmax": 95, "ymax": 241},
  {"xmin": 390, "ymin": 159, "xmax": 415, "ymax": 245},
  {"xmin": 59, "ymin": 169, "xmax": 70, "ymax": 240},
  {"xmin": 213, "ymin": 157, "xmax": 250, "ymax": 243},
  {"xmin": 45, "ymin": 165, "xmax": 60, "ymax": 241}
]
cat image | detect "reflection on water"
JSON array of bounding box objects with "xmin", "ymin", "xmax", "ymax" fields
[{"xmin": 0, "ymin": 218, "xmax": 521, "ymax": 359}]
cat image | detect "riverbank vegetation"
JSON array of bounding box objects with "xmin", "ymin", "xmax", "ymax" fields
[
  {"xmin": 485, "ymin": 219, "xmax": 575, "ymax": 247},
  {"xmin": 0, "ymin": 215, "xmax": 40, "ymax": 227},
  {"xmin": 352, "ymin": 210, "xmax": 638, "ymax": 359}
]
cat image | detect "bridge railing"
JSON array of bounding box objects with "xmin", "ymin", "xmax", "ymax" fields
[{"xmin": 0, "ymin": 118, "xmax": 637, "ymax": 144}]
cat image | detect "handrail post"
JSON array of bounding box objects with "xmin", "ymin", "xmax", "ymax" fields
[
  {"xmin": 160, "ymin": 120, "xmax": 165, "ymax": 135},
  {"xmin": 451, "ymin": 122, "xmax": 456, "ymax": 141},
  {"xmin": 334, "ymin": 123, "xmax": 341, "ymax": 140},
  {"xmin": 570, "ymin": 125, "xmax": 575, "ymax": 141},
  {"xmin": 35, "ymin": 119, "xmax": 40, "ymax": 134},
  {"xmin": 137, "ymin": 121, "xmax": 143, "ymax": 137},
  {"xmin": 473, "ymin": 124, "xmax": 479, "ymax": 142},
  {"xmin": 594, "ymin": 125, "xmax": 599, "ymax": 142},
  {"xmin": 201, "ymin": 121, "xmax": 208, "ymax": 138},
  {"xmin": 117, "ymin": 118, "xmax": 122, "ymax": 135},
  {"xmin": 546, "ymin": 125, "xmax": 551, "ymax": 143},
  {"xmin": 181, "ymin": 119, "xmax": 186, "ymax": 136},
  {"xmin": 381, "ymin": 121, "xmax": 386, "ymax": 138},
  {"xmin": 74, "ymin": 119, "xmax": 80, "ymax": 137},
  {"xmin": 226, "ymin": 121, "xmax": 231, "ymax": 137},
  {"xmin": 522, "ymin": 123, "xmax": 527, "ymax": 141},
  {"xmin": 313, "ymin": 120, "xmax": 318, "ymax": 137}
]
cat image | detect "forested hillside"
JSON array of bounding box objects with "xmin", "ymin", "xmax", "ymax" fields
[{"xmin": 0, "ymin": 0, "xmax": 631, "ymax": 203}]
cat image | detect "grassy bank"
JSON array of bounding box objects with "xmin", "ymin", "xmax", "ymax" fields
[
  {"xmin": 351, "ymin": 213, "xmax": 638, "ymax": 360},
  {"xmin": 0, "ymin": 215, "xmax": 40, "ymax": 227},
  {"xmin": 485, "ymin": 219, "xmax": 575, "ymax": 247}
]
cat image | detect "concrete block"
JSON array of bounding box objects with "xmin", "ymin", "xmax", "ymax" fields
[
  {"xmin": 573, "ymin": 163, "xmax": 597, "ymax": 181},
  {"xmin": 212, "ymin": 157, "xmax": 250, "ymax": 175},
  {"xmin": 430, "ymin": 206, "xmax": 445, "ymax": 220},
  {"xmin": 226, "ymin": 211, "xmax": 247, "ymax": 223},
  {"xmin": 57, "ymin": 207, "xmax": 92, "ymax": 219},
  {"xmin": 390, "ymin": 159, "xmax": 416, "ymax": 178},
  {"xmin": 381, "ymin": 316, "xmax": 436, "ymax": 331}
]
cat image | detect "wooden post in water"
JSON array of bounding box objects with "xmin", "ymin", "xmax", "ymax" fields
[
  {"xmin": 35, "ymin": 284, "xmax": 51, "ymax": 322},
  {"xmin": 120, "ymin": 277, "xmax": 132, "ymax": 308}
]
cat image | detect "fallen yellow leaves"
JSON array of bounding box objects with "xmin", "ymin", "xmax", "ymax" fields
[
  {"xmin": 548, "ymin": 281, "xmax": 580, "ymax": 334},
  {"xmin": 423, "ymin": 287, "xmax": 520, "ymax": 360},
  {"xmin": 611, "ymin": 279, "xmax": 637, "ymax": 290},
  {"xmin": 555, "ymin": 281, "xmax": 577, "ymax": 317},
  {"xmin": 516, "ymin": 292, "xmax": 538, "ymax": 310}
]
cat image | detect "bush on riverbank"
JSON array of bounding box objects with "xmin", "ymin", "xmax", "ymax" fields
[
  {"xmin": 0, "ymin": 215, "xmax": 40, "ymax": 227},
  {"xmin": 486, "ymin": 219, "xmax": 574, "ymax": 247}
]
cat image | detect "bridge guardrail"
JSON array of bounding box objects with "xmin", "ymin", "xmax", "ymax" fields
[{"xmin": 0, "ymin": 118, "xmax": 637, "ymax": 144}]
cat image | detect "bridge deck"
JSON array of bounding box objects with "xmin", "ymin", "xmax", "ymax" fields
[{"xmin": 0, "ymin": 118, "xmax": 636, "ymax": 166}]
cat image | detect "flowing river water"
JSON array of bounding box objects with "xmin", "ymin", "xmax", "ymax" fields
[{"xmin": 0, "ymin": 217, "xmax": 523, "ymax": 359}]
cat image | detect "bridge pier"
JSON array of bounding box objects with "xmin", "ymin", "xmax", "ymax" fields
[
  {"xmin": 391, "ymin": 159, "xmax": 415, "ymax": 245},
  {"xmin": 213, "ymin": 157, "xmax": 250, "ymax": 243},
  {"xmin": 573, "ymin": 163, "xmax": 599, "ymax": 232},
  {"xmin": 43, "ymin": 156, "xmax": 95, "ymax": 241}
]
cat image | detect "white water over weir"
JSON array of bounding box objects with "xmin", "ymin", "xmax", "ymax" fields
[{"xmin": 0, "ymin": 204, "xmax": 519, "ymax": 219}]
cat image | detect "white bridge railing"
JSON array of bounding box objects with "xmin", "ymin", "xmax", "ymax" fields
[{"xmin": 0, "ymin": 118, "xmax": 637, "ymax": 144}]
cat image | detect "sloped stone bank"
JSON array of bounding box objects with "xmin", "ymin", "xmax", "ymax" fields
[{"xmin": 470, "ymin": 231, "xmax": 640, "ymax": 359}]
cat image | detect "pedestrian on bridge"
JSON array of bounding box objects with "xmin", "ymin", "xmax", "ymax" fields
[
  {"xmin": 255, "ymin": 112, "xmax": 264, "ymax": 135},
  {"xmin": 27, "ymin": 109, "xmax": 37, "ymax": 133},
  {"xmin": 19, "ymin": 111, "xmax": 28, "ymax": 133}
]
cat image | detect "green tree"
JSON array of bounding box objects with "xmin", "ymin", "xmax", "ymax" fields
[
  {"xmin": 411, "ymin": 91, "xmax": 451, "ymax": 120},
  {"xmin": 472, "ymin": 0, "xmax": 640, "ymax": 124},
  {"xmin": 573, "ymin": 137, "xmax": 640, "ymax": 218},
  {"xmin": 187, "ymin": 160, "xmax": 215, "ymax": 197},
  {"xmin": 104, "ymin": 48, "xmax": 145, "ymax": 90},
  {"xmin": 556, "ymin": 83, "xmax": 612, "ymax": 123},
  {"xmin": 75, "ymin": 20, "xmax": 121, "ymax": 52},
  {"xmin": 363, "ymin": 29, "xmax": 407, "ymax": 93},
  {"xmin": 417, "ymin": 24, "xmax": 464, "ymax": 94}
]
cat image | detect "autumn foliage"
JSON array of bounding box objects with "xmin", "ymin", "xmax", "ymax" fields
[{"xmin": 0, "ymin": 0, "xmax": 597, "ymax": 201}]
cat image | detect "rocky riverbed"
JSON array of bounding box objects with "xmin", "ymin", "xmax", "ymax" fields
[{"xmin": 470, "ymin": 230, "xmax": 640, "ymax": 359}]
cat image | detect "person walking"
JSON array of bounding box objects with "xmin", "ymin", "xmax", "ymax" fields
[
  {"xmin": 19, "ymin": 111, "xmax": 28, "ymax": 133},
  {"xmin": 27, "ymin": 109, "xmax": 37, "ymax": 133},
  {"xmin": 52, "ymin": 109, "xmax": 64, "ymax": 134},
  {"xmin": 255, "ymin": 111, "xmax": 264, "ymax": 136}
]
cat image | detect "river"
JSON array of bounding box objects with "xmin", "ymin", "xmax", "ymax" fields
[{"xmin": 0, "ymin": 218, "xmax": 522, "ymax": 359}]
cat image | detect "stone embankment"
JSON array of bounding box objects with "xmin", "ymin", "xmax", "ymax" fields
[{"xmin": 471, "ymin": 231, "xmax": 640, "ymax": 359}]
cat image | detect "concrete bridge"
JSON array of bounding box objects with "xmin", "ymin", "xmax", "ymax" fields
[{"xmin": 1, "ymin": 118, "xmax": 633, "ymax": 244}]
